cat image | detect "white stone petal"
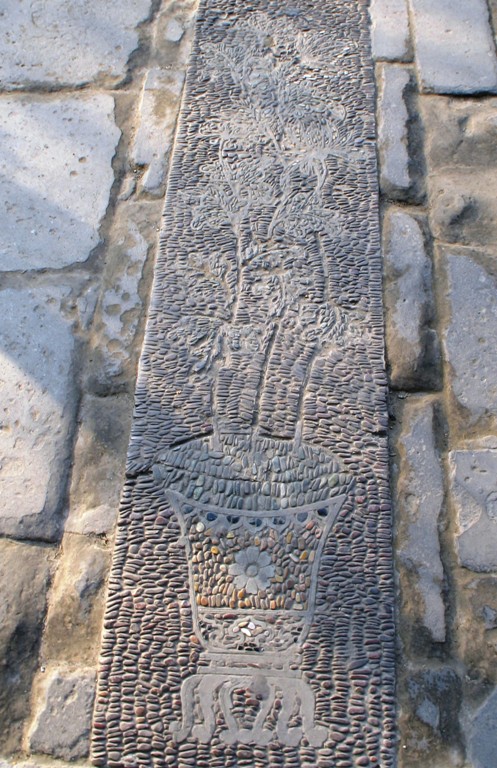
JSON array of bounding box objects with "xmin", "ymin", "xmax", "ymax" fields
[
  {"xmin": 246, "ymin": 577, "xmax": 258, "ymax": 594},
  {"xmin": 234, "ymin": 574, "xmax": 247, "ymax": 590},
  {"xmin": 236, "ymin": 549, "xmax": 249, "ymax": 567},
  {"xmin": 246, "ymin": 546, "xmax": 260, "ymax": 563},
  {"xmin": 258, "ymin": 551, "xmax": 272, "ymax": 567}
]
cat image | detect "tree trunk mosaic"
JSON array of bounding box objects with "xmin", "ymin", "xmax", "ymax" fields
[{"xmin": 92, "ymin": 1, "xmax": 395, "ymax": 766}]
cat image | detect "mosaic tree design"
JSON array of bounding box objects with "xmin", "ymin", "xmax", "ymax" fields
[{"xmin": 92, "ymin": 2, "xmax": 395, "ymax": 767}]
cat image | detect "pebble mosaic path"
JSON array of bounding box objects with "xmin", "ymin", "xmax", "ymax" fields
[{"xmin": 92, "ymin": 1, "xmax": 395, "ymax": 765}]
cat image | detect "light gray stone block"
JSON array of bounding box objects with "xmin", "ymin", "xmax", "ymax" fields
[
  {"xmin": 0, "ymin": 95, "xmax": 120, "ymax": 271},
  {"xmin": 397, "ymin": 398, "xmax": 446, "ymax": 642},
  {"xmin": 370, "ymin": 0, "xmax": 410, "ymax": 61},
  {"xmin": 443, "ymin": 250, "xmax": 497, "ymax": 427},
  {"xmin": 28, "ymin": 669, "xmax": 95, "ymax": 760},
  {"xmin": 132, "ymin": 69, "xmax": 185, "ymax": 194},
  {"xmin": 409, "ymin": 0, "xmax": 497, "ymax": 94},
  {"xmin": 0, "ymin": 284, "xmax": 77, "ymax": 540},
  {"xmin": 468, "ymin": 688, "xmax": 497, "ymax": 768},
  {"xmin": 0, "ymin": 0, "xmax": 152, "ymax": 88},
  {"xmin": 377, "ymin": 64, "xmax": 412, "ymax": 197},
  {"xmin": 0, "ymin": 541, "xmax": 52, "ymax": 754},
  {"xmin": 450, "ymin": 450, "xmax": 497, "ymax": 572},
  {"xmin": 384, "ymin": 208, "xmax": 440, "ymax": 390}
]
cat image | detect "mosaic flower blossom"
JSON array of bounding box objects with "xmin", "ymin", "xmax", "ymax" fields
[{"xmin": 229, "ymin": 546, "xmax": 274, "ymax": 594}]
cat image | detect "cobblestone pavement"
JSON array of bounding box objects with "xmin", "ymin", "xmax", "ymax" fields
[{"xmin": 0, "ymin": 1, "xmax": 496, "ymax": 766}]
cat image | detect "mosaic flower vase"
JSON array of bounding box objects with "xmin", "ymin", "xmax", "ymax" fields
[{"xmin": 154, "ymin": 434, "xmax": 354, "ymax": 746}]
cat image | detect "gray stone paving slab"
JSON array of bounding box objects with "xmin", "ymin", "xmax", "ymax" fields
[
  {"xmin": 28, "ymin": 669, "xmax": 95, "ymax": 760},
  {"xmin": 93, "ymin": 1, "xmax": 395, "ymax": 765},
  {"xmin": 0, "ymin": 95, "xmax": 120, "ymax": 271},
  {"xmin": 0, "ymin": 284, "xmax": 77, "ymax": 541},
  {"xmin": 397, "ymin": 398, "xmax": 446, "ymax": 643},
  {"xmin": 370, "ymin": 0, "xmax": 410, "ymax": 61},
  {"xmin": 409, "ymin": 0, "xmax": 497, "ymax": 94},
  {"xmin": 443, "ymin": 249, "xmax": 497, "ymax": 428},
  {"xmin": 450, "ymin": 450, "xmax": 497, "ymax": 572},
  {"xmin": 383, "ymin": 208, "xmax": 440, "ymax": 390},
  {"xmin": 377, "ymin": 64, "xmax": 412, "ymax": 197},
  {"xmin": 0, "ymin": 0, "xmax": 152, "ymax": 88},
  {"xmin": 0, "ymin": 540, "xmax": 52, "ymax": 754},
  {"xmin": 132, "ymin": 69, "xmax": 186, "ymax": 194}
]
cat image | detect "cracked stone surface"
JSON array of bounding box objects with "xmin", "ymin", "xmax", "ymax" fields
[
  {"xmin": 0, "ymin": 95, "xmax": 120, "ymax": 271},
  {"xmin": 0, "ymin": 284, "xmax": 78, "ymax": 541},
  {"xmin": 0, "ymin": 0, "xmax": 153, "ymax": 88}
]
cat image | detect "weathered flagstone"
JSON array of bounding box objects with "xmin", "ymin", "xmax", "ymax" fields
[
  {"xmin": 0, "ymin": 541, "xmax": 53, "ymax": 755},
  {"xmin": 0, "ymin": 95, "xmax": 120, "ymax": 271},
  {"xmin": 383, "ymin": 208, "xmax": 440, "ymax": 390},
  {"xmin": 132, "ymin": 69, "xmax": 186, "ymax": 195},
  {"xmin": 399, "ymin": 666, "xmax": 463, "ymax": 767},
  {"xmin": 421, "ymin": 97, "xmax": 497, "ymax": 248},
  {"xmin": 93, "ymin": 2, "xmax": 394, "ymax": 766},
  {"xmin": 450, "ymin": 450, "xmax": 497, "ymax": 572},
  {"xmin": 468, "ymin": 687, "xmax": 497, "ymax": 768},
  {"xmin": 65, "ymin": 394, "xmax": 133, "ymax": 536},
  {"xmin": 370, "ymin": 0, "xmax": 411, "ymax": 61},
  {"xmin": 442, "ymin": 248, "xmax": 497, "ymax": 430},
  {"xmin": 396, "ymin": 398, "xmax": 446, "ymax": 644},
  {"xmin": 0, "ymin": 0, "xmax": 152, "ymax": 88},
  {"xmin": 377, "ymin": 64, "xmax": 413, "ymax": 198},
  {"xmin": 42, "ymin": 534, "xmax": 110, "ymax": 664},
  {"xmin": 28, "ymin": 669, "xmax": 95, "ymax": 760},
  {"xmin": 409, "ymin": 0, "xmax": 497, "ymax": 94},
  {"xmin": 0, "ymin": 284, "xmax": 78, "ymax": 541}
]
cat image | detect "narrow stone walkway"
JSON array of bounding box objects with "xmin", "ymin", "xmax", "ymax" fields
[
  {"xmin": 0, "ymin": 1, "xmax": 496, "ymax": 767},
  {"xmin": 93, "ymin": 2, "xmax": 394, "ymax": 766}
]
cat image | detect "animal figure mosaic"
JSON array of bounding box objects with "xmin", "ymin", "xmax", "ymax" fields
[{"xmin": 92, "ymin": 2, "xmax": 395, "ymax": 766}]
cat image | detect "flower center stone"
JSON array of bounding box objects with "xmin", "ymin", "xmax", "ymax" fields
[{"xmin": 246, "ymin": 564, "xmax": 259, "ymax": 577}]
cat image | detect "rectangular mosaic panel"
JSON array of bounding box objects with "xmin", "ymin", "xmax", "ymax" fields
[{"xmin": 92, "ymin": 1, "xmax": 395, "ymax": 766}]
